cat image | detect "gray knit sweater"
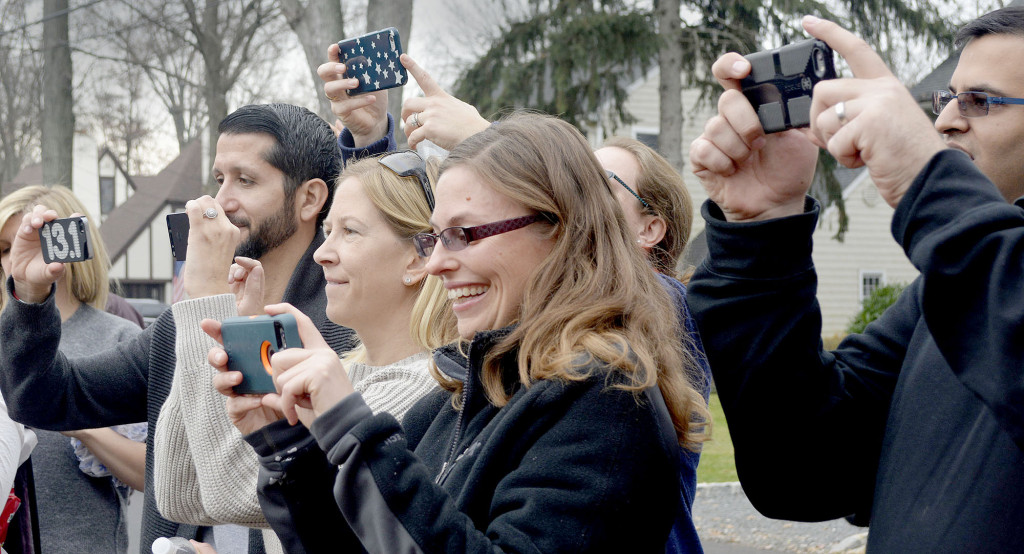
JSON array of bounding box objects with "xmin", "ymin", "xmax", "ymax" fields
[{"xmin": 155, "ymin": 289, "xmax": 437, "ymax": 548}]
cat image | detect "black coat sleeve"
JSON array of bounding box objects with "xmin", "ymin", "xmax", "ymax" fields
[
  {"xmin": 687, "ymin": 199, "xmax": 909, "ymax": 521},
  {"xmin": 894, "ymin": 149, "xmax": 1024, "ymax": 450},
  {"xmin": 0, "ymin": 278, "xmax": 151, "ymax": 429}
]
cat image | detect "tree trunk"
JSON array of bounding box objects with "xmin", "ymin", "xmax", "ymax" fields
[
  {"xmin": 367, "ymin": 0, "xmax": 413, "ymax": 146},
  {"xmin": 42, "ymin": 0, "xmax": 74, "ymax": 188},
  {"xmin": 280, "ymin": 0, "xmax": 345, "ymax": 122},
  {"xmin": 656, "ymin": 0, "xmax": 684, "ymax": 172}
]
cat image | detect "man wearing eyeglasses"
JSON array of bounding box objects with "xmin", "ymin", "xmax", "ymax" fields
[{"xmin": 687, "ymin": 7, "xmax": 1024, "ymax": 552}]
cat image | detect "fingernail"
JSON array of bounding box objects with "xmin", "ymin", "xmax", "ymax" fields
[
  {"xmin": 732, "ymin": 61, "xmax": 747, "ymax": 74},
  {"xmin": 803, "ymin": 15, "xmax": 820, "ymax": 24}
]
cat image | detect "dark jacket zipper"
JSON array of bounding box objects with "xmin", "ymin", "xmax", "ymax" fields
[{"xmin": 435, "ymin": 365, "xmax": 472, "ymax": 486}]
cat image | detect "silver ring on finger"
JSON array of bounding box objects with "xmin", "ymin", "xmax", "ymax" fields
[
  {"xmin": 411, "ymin": 112, "xmax": 422, "ymax": 128},
  {"xmin": 203, "ymin": 208, "xmax": 219, "ymax": 219},
  {"xmin": 835, "ymin": 101, "xmax": 847, "ymax": 125}
]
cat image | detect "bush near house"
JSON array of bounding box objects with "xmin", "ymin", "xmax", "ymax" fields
[{"xmin": 847, "ymin": 283, "xmax": 907, "ymax": 335}]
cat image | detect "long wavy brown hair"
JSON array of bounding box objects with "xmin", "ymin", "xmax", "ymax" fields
[{"xmin": 429, "ymin": 113, "xmax": 708, "ymax": 450}]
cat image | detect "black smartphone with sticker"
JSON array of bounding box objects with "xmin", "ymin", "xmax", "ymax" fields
[
  {"xmin": 39, "ymin": 216, "xmax": 93, "ymax": 264},
  {"xmin": 338, "ymin": 27, "xmax": 409, "ymax": 96},
  {"xmin": 166, "ymin": 212, "xmax": 189, "ymax": 262},
  {"xmin": 741, "ymin": 38, "xmax": 837, "ymax": 133},
  {"xmin": 221, "ymin": 313, "xmax": 302, "ymax": 395}
]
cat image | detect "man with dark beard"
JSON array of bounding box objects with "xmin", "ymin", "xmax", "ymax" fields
[{"xmin": 0, "ymin": 103, "xmax": 356, "ymax": 554}]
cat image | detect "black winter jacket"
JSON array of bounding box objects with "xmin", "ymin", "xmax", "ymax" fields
[
  {"xmin": 246, "ymin": 328, "xmax": 681, "ymax": 553},
  {"xmin": 688, "ymin": 150, "xmax": 1024, "ymax": 552}
]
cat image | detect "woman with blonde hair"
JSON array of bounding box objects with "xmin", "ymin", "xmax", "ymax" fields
[
  {"xmin": 211, "ymin": 112, "xmax": 709, "ymax": 552},
  {"xmin": 156, "ymin": 152, "xmax": 457, "ymax": 551},
  {"xmin": 0, "ymin": 185, "xmax": 145, "ymax": 553}
]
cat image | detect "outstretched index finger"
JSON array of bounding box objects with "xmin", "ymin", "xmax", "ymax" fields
[
  {"xmin": 401, "ymin": 54, "xmax": 443, "ymax": 96},
  {"xmin": 802, "ymin": 15, "xmax": 892, "ymax": 80}
]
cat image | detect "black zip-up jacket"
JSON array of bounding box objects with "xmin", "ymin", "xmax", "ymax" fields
[
  {"xmin": 688, "ymin": 150, "xmax": 1024, "ymax": 551},
  {"xmin": 245, "ymin": 328, "xmax": 681, "ymax": 553}
]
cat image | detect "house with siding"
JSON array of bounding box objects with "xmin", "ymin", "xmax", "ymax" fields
[
  {"xmin": 2, "ymin": 134, "xmax": 205, "ymax": 303},
  {"xmin": 584, "ymin": 45, "xmax": 964, "ymax": 336}
]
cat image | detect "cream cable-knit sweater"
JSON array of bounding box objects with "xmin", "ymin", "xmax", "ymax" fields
[{"xmin": 154, "ymin": 294, "xmax": 439, "ymax": 550}]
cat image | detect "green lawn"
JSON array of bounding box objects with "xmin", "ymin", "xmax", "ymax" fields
[{"xmin": 696, "ymin": 392, "xmax": 738, "ymax": 483}]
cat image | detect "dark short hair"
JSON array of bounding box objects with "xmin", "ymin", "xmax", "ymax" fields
[
  {"xmin": 218, "ymin": 103, "xmax": 339, "ymax": 226},
  {"xmin": 955, "ymin": 7, "xmax": 1024, "ymax": 49}
]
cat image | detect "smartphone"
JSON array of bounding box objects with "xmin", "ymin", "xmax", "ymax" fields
[
  {"xmin": 39, "ymin": 216, "xmax": 93, "ymax": 264},
  {"xmin": 221, "ymin": 313, "xmax": 302, "ymax": 395},
  {"xmin": 166, "ymin": 212, "xmax": 189, "ymax": 262},
  {"xmin": 338, "ymin": 27, "xmax": 409, "ymax": 96},
  {"xmin": 741, "ymin": 38, "xmax": 837, "ymax": 133}
]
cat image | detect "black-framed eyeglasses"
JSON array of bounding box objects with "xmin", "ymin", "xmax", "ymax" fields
[
  {"xmin": 932, "ymin": 90, "xmax": 1024, "ymax": 118},
  {"xmin": 379, "ymin": 150, "xmax": 435, "ymax": 211},
  {"xmin": 606, "ymin": 170, "xmax": 650, "ymax": 210},
  {"xmin": 412, "ymin": 214, "xmax": 544, "ymax": 257}
]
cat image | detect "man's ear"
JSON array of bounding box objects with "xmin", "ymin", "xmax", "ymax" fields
[
  {"xmin": 636, "ymin": 214, "xmax": 668, "ymax": 250},
  {"xmin": 295, "ymin": 178, "xmax": 329, "ymax": 223}
]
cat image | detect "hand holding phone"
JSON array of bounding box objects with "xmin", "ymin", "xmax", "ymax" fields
[
  {"xmin": 741, "ymin": 38, "xmax": 837, "ymax": 133},
  {"xmin": 221, "ymin": 314, "xmax": 302, "ymax": 394},
  {"xmin": 39, "ymin": 216, "xmax": 93, "ymax": 264},
  {"xmin": 338, "ymin": 27, "xmax": 408, "ymax": 96}
]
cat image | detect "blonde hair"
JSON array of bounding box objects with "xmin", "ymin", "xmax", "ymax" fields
[
  {"xmin": 0, "ymin": 185, "xmax": 111, "ymax": 312},
  {"xmin": 432, "ymin": 113, "xmax": 708, "ymax": 451},
  {"xmin": 334, "ymin": 156, "xmax": 457, "ymax": 364},
  {"xmin": 601, "ymin": 136, "xmax": 694, "ymax": 280}
]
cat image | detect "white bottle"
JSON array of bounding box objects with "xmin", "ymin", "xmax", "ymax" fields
[{"xmin": 151, "ymin": 536, "xmax": 198, "ymax": 554}]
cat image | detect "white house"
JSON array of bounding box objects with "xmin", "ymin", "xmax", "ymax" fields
[{"xmin": 3, "ymin": 133, "xmax": 205, "ymax": 303}]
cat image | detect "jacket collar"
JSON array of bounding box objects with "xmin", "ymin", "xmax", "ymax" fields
[{"xmin": 433, "ymin": 326, "xmax": 516, "ymax": 382}]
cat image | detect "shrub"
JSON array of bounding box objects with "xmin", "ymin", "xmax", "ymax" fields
[{"xmin": 847, "ymin": 283, "xmax": 907, "ymax": 335}]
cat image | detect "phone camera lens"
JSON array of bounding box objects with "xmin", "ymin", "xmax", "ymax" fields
[
  {"xmin": 813, "ymin": 48, "xmax": 826, "ymax": 78},
  {"xmin": 274, "ymin": 321, "xmax": 287, "ymax": 349}
]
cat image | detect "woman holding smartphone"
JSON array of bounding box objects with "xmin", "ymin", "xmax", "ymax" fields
[{"xmin": 210, "ymin": 112, "xmax": 709, "ymax": 552}]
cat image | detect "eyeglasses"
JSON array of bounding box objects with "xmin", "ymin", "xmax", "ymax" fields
[
  {"xmin": 379, "ymin": 150, "xmax": 435, "ymax": 211},
  {"xmin": 606, "ymin": 170, "xmax": 650, "ymax": 210},
  {"xmin": 412, "ymin": 214, "xmax": 545, "ymax": 257},
  {"xmin": 932, "ymin": 90, "xmax": 1024, "ymax": 117}
]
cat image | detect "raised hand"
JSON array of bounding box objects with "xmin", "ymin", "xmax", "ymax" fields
[
  {"xmin": 9, "ymin": 205, "xmax": 65, "ymax": 303},
  {"xmin": 400, "ymin": 54, "xmax": 490, "ymax": 150},
  {"xmin": 319, "ymin": 42, "xmax": 389, "ymax": 147},
  {"xmin": 228, "ymin": 256, "xmax": 264, "ymax": 317},
  {"xmin": 689, "ymin": 54, "xmax": 819, "ymax": 222},
  {"xmin": 803, "ymin": 16, "xmax": 946, "ymax": 207},
  {"xmin": 258, "ymin": 303, "xmax": 355, "ymax": 428},
  {"xmin": 182, "ymin": 196, "xmax": 239, "ymax": 299}
]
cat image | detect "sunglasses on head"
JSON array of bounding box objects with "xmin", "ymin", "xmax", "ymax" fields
[
  {"xmin": 932, "ymin": 90, "xmax": 1024, "ymax": 118},
  {"xmin": 606, "ymin": 170, "xmax": 650, "ymax": 210},
  {"xmin": 378, "ymin": 150, "xmax": 435, "ymax": 211}
]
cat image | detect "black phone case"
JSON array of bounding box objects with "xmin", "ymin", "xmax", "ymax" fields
[
  {"xmin": 39, "ymin": 216, "xmax": 93, "ymax": 264},
  {"xmin": 166, "ymin": 212, "xmax": 189, "ymax": 262},
  {"xmin": 338, "ymin": 27, "xmax": 408, "ymax": 96},
  {"xmin": 222, "ymin": 314, "xmax": 303, "ymax": 395},
  {"xmin": 741, "ymin": 39, "xmax": 837, "ymax": 133}
]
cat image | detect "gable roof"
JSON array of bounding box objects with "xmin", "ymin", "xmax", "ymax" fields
[{"xmin": 101, "ymin": 139, "xmax": 203, "ymax": 260}]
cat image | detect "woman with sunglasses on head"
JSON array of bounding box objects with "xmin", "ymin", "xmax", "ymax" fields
[
  {"xmin": 152, "ymin": 151, "xmax": 455, "ymax": 551},
  {"xmin": 211, "ymin": 112, "xmax": 709, "ymax": 553}
]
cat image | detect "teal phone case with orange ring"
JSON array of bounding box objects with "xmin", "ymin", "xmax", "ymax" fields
[{"xmin": 222, "ymin": 314, "xmax": 302, "ymax": 395}]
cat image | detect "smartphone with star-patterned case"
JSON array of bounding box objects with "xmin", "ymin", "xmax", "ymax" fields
[{"xmin": 338, "ymin": 27, "xmax": 409, "ymax": 96}]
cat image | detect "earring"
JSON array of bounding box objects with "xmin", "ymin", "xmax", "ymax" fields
[
  {"xmin": 636, "ymin": 239, "xmax": 643, "ymax": 244},
  {"xmin": 404, "ymin": 276, "xmax": 412, "ymax": 285}
]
